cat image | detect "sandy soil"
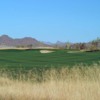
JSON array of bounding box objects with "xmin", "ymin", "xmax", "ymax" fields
[{"xmin": 40, "ymin": 50, "xmax": 54, "ymax": 53}]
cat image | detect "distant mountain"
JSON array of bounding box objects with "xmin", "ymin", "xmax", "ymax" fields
[
  {"xmin": 56, "ymin": 41, "xmax": 66, "ymax": 45},
  {"xmin": 53, "ymin": 41, "xmax": 67, "ymax": 48},
  {"xmin": 42, "ymin": 41, "xmax": 54, "ymax": 45},
  {"xmin": 43, "ymin": 41, "xmax": 69, "ymax": 48},
  {"xmin": 0, "ymin": 35, "xmax": 50, "ymax": 47}
]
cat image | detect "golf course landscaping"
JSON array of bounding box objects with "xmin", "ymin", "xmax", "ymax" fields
[
  {"xmin": 0, "ymin": 49, "xmax": 100, "ymax": 100},
  {"xmin": 0, "ymin": 49, "xmax": 99, "ymax": 70}
]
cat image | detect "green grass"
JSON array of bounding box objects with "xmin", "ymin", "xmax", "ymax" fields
[
  {"xmin": 0, "ymin": 49, "xmax": 99, "ymax": 78},
  {"xmin": 0, "ymin": 49, "xmax": 99, "ymax": 70}
]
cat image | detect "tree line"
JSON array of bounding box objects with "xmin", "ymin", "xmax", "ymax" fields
[{"xmin": 66, "ymin": 38, "xmax": 100, "ymax": 51}]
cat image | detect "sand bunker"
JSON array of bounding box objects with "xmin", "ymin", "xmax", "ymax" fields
[
  {"xmin": 67, "ymin": 51, "xmax": 82, "ymax": 53},
  {"xmin": 40, "ymin": 50, "xmax": 54, "ymax": 53}
]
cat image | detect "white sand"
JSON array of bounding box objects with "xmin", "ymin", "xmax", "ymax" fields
[{"xmin": 40, "ymin": 50, "xmax": 54, "ymax": 53}]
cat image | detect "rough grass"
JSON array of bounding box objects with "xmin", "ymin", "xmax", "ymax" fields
[{"xmin": 0, "ymin": 64, "xmax": 100, "ymax": 100}]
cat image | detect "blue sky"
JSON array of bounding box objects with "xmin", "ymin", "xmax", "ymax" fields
[{"xmin": 0, "ymin": 0, "xmax": 100, "ymax": 43}]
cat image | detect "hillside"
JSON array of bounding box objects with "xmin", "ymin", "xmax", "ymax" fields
[{"xmin": 0, "ymin": 35, "xmax": 50, "ymax": 47}]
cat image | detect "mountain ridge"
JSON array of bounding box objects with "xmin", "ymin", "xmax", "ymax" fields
[{"xmin": 0, "ymin": 35, "xmax": 50, "ymax": 47}]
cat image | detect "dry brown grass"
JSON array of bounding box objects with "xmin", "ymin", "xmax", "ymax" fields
[{"xmin": 0, "ymin": 64, "xmax": 100, "ymax": 100}]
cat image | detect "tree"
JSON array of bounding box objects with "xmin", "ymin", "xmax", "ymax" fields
[
  {"xmin": 89, "ymin": 41, "xmax": 98, "ymax": 51},
  {"xmin": 66, "ymin": 42, "xmax": 71, "ymax": 49},
  {"xmin": 27, "ymin": 44, "xmax": 33, "ymax": 49},
  {"xmin": 79, "ymin": 43, "xmax": 86, "ymax": 50}
]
